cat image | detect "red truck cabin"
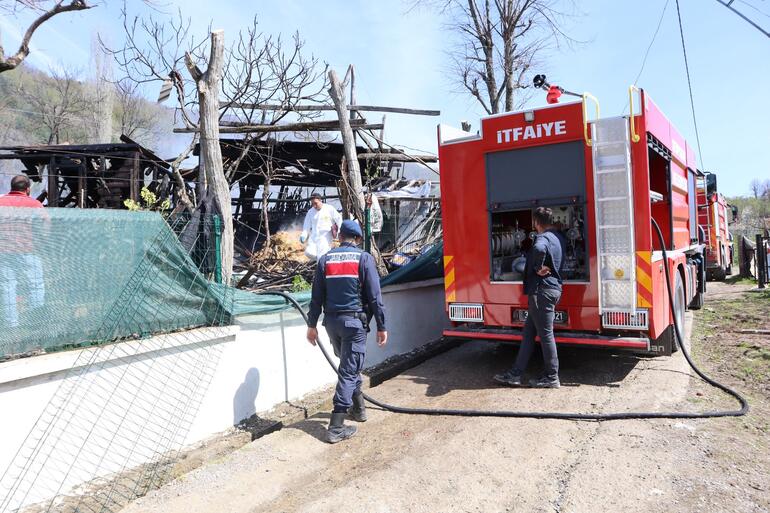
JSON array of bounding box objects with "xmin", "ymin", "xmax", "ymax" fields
[
  {"xmin": 697, "ymin": 173, "xmax": 734, "ymax": 280},
  {"xmin": 439, "ymin": 88, "xmax": 703, "ymax": 356}
]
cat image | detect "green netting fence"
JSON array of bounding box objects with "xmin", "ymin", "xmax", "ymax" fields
[{"xmin": 0, "ymin": 207, "xmax": 308, "ymax": 359}]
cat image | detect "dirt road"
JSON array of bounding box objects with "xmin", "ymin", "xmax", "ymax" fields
[{"xmin": 123, "ymin": 283, "xmax": 768, "ymax": 513}]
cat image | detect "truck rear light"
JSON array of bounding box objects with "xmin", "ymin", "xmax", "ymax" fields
[
  {"xmin": 601, "ymin": 309, "xmax": 649, "ymax": 330},
  {"xmin": 449, "ymin": 303, "xmax": 484, "ymax": 323}
]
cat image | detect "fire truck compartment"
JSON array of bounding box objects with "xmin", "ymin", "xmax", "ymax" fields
[{"xmin": 486, "ymin": 141, "xmax": 589, "ymax": 282}]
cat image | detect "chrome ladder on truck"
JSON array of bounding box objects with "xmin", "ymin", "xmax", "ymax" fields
[{"xmin": 591, "ymin": 116, "xmax": 647, "ymax": 330}]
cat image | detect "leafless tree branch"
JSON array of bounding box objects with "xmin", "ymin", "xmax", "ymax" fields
[
  {"xmin": 0, "ymin": 0, "xmax": 92, "ymax": 73},
  {"xmin": 414, "ymin": 0, "xmax": 577, "ymax": 113}
]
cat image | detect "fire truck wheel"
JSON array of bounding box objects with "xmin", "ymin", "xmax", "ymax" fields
[{"xmin": 714, "ymin": 249, "xmax": 728, "ymax": 281}]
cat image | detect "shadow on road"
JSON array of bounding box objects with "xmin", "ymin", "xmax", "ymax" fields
[
  {"xmin": 399, "ymin": 342, "xmax": 643, "ymax": 397},
  {"xmin": 285, "ymin": 412, "xmax": 331, "ymax": 442},
  {"xmin": 284, "ymin": 341, "xmax": 647, "ymax": 441}
]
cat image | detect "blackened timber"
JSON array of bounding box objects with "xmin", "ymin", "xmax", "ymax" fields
[
  {"xmin": 78, "ymin": 162, "xmax": 86, "ymax": 208},
  {"xmin": 173, "ymin": 119, "xmax": 383, "ymax": 134},
  {"xmin": 358, "ymin": 153, "xmax": 437, "ymax": 162},
  {"xmin": 120, "ymin": 134, "xmax": 171, "ymax": 169},
  {"xmin": 219, "ymin": 102, "xmax": 440, "ymax": 116},
  {"xmin": 47, "ymin": 157, "xmax": 58, "ymax": 207},
  {"xmin": 130, "ymin": 154, "xmax": 140, "ymax": 202}
]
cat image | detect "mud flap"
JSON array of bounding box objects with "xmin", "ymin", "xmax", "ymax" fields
[{"xmin": 648, "ymin": 325, "xmax": 674, "ymax": 356}]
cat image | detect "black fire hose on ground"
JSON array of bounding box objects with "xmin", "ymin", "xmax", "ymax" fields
[{"xmin": 256, "ymin": 219, "xmax": 748, "ymax": 420}]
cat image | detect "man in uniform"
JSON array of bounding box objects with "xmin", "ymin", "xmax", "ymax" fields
[
  {"xmin": 494, "ymin": 207, "xmax": 565, "ymax": 388},
  {"xmin": 306, "ymin": 219, "xmax": 387, "ymax": 443}
]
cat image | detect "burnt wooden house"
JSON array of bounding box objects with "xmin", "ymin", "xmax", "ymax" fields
[
  {"xmin": 0, "ymin": 135, "xmax": 171, "ymax": 209},
  {"xmin": 206, "ymin": 138, "xmax": 374, "ymax": 252}
]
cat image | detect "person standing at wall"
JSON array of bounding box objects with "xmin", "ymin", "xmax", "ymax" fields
[
  {"xmin": 300, "ymin": 193, "xmax": 343, "ymax": 260},
  {"xmin": 0, "ymin": 175, "xmax": 46, "ymax": 329}
]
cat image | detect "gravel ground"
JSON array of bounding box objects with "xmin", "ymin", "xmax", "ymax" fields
[{"xmin": 121, "ymin": 282, "xmax": 769, "ymax": 513}]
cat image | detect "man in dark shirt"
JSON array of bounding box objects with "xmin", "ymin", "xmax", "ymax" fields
[
  {"xmin": 494, "ymin": 207, "xmax": 565, "ymax": 388},
  {"xmin": 307, "ymin": 219, "xmax": 387, "ymax": 443}
]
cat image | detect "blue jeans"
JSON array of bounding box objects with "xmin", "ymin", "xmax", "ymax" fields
[
  {"xmin": 324, "ymin": 314, "xmax": 367, "ymax": 411},
  {"xmin": 512, "ymin": 287, "xmax": 561, "ymax": 380},
  {"xmin": 0, "ymin": 253, "xmax": 45, "ymax": 328}
]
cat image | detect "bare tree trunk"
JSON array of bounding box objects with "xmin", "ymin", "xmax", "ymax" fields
[
  {"xmin": 187, "ymin": 30, "xmax": 233, "ymax": 284},
  {"xmin": 329, "ymin": 69, "xmax": 365, "ymax": 221},
  {"xmin": 170, "ymin": 135, "xmax": 196, "ymax": 212},
  {"xmin": 329, "ymin": 68, "xmax": 388, "ymax": 276}
]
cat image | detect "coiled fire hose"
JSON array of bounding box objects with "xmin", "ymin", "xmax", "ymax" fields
[{"xmin": 256, "ymin": 219, "xmax": 748, "ymax": 420}]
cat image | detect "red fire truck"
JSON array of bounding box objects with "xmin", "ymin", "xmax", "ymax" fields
[
  {"xmin": 438, "ymin": 86, "xmax": 706, "ymax": 355},
  {"xmin": 697, "ymin": 172, "xmax": 735, "ymax": 280}
]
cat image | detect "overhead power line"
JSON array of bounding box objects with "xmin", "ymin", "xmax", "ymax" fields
[
  {"xmin": 714, "ymin": 0, "xmax": 770, "ymax": 38},
  {"xmin": 675, "ymin": 0, "xmax": 706, "ymax": 170},
  {"xmin": 622, "ymin": 0, "xmax": 671, "ymax": 113},
  {"xmin": 633, "ymin": 0, "xmax": 671, "ymax": 87}
]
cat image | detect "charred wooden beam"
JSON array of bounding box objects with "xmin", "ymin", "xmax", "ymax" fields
[
  {"xmin": 47, "ymin": 157, "xmax": 58, "ymax": 207},
  {"xmin": 174, "ymin": 119, "xmax": 383, "ymax": 134},
  {"xmin": 120, "ymin": 134, "xmax": 171, "ymax": 169},
  {"xmin": 130, "ymin": 154, "xmax": 140, "ymax": 202},
  {"xmin": 358, "ymin": 153, "xmax": 438, "ymax": 162},
  {"xmin": 219, "ymin": 102, "xmax": 440, "ymax": 116}
]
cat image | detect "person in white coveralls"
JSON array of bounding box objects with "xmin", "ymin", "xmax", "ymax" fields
[{"xmin": 300, "ymin": 193, "xmax": 343, "ymax": 260}]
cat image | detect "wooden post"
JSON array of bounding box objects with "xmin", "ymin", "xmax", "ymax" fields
[
  {"xmin": 187, "ymin": 29, "xmax": 233, "ymax": 284},
  {"xmin": 131, "ymin": 153, "xmax": 140, "ymax": 202},
  {"xmin": 78, "ymin": 161, "xmax": 86, "ymax": 208},
  {"xmin": 47, "ymin": 157, "xmax": 58, "ymax": 207},
  {"xmin": 379, "ymin": 114, "xmax": 386, "ymax": 153}
]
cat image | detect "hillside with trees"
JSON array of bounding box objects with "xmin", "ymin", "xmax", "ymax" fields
[
  {"xmin": 0, "ymin": 64, "xmax": 174, "ymax": 192},
  {"xmin": 729, "ymin": 180, "xmax": 770, "ymax": 241}
]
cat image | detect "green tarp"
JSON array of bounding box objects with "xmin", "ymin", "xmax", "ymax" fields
[
  {"xmin": 0, "ymin": 206, "xmax": 440, "ymax": 358},
  {"xmin": 380, "ymin": 242, "xmax": 444, "ymax": 287},
  {"xmin": 0, "ymin": 208, "xmax": 308, "ymax": 358}
]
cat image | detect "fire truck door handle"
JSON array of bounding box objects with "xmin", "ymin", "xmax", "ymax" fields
[
  {"xmin": 582, "ymin": 92, "xmax": 600, "ymax": 147},
  {"xmin": 628, "ymin": 85, "xmax": 641, "ymax": 143}
]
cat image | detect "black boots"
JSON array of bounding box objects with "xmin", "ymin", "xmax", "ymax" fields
[
  {"xmin": 326, "ymin": 412, "xmax": 357, "ymax": 444},
  {"xmin": 493, "ymin": 369, "xmax": 523, "ymax": 386},
  {"xmin": 326, "ymin": 394, "xmax": 366, "ymax": 443},
  {"xmin": 348, "ymin": 392, "xmax": 367, "ymax": 422},
  {"xmin": 529, "ymin": 376, "xmax": 561, "ymax": 388}
]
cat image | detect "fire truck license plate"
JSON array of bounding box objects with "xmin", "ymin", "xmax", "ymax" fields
[{"xmin": 513, "ymin": 309, "xmax": 569, "ymax": 324}]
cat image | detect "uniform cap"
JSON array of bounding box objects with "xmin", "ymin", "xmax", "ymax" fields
[{"xmin": 340, "ymin": 219, "xmax": 363, "ymax": 238}]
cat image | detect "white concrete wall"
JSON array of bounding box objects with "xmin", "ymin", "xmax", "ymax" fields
[
  {"xmin": 368, "ymin": 278, "xmax": 449, "ymax": 361},
  {"xmin": 193, "ymin": 278, "xmax": 450, "ymax": 440},
  {"xmin": 0, "ymin": 279, "xmax": 448, "ymax": 509}
]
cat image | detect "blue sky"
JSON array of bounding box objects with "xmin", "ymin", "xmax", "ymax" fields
[{"xmin": 2, "ymin": 0, "xmax": 768, "ymax": 196}]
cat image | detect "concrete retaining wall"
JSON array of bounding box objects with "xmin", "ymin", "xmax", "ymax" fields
[
  {"xmin": 0, "ymin": 278, "xmax": 448, "ymax": 507},
  {"xmin": 191, "ymin": 277, "xmax": 448, "ymax": 440}
]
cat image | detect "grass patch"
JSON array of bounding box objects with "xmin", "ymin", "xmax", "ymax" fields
[
  {"xmin": 725, "ymin": 275, "xmax": 756, "ymax": 286},
  {"xmin": 691, "ymin": 283, "xmax": 770, "ymax": 393}
]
